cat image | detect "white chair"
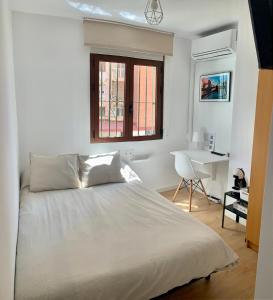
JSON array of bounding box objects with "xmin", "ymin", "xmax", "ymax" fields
[{"xmin": 173, "ymin": 152, "xmax": 210, "ymax": 212}]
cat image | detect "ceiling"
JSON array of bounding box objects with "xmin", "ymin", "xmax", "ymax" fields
[{"xmin": 10, "ymin": 0, "xmax": 240, "ymax": 38}]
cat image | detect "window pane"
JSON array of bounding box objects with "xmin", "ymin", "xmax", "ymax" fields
[
  {"xmin": 133, "ymin": 65, "xmax": 157, "ymax": 137},
  {"xmin": 99, "ymin": 61, "xmax": 125, "ymax": 138}
]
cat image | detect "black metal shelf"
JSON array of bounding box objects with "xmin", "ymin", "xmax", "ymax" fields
[
  {"xmin": 224, "ymin": 191, "xmax": 248, "ymax": 206},
  {"xmin": 221, "ymin": 191, "xmax": 248, "ymax": 228},
  {"xmin": 225, "ymin": 204, "xmax": 247, "ymax": 220}
]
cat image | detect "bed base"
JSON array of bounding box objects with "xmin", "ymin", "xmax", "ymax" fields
[
  {"xmin": 153, "ymin": 273, "xmax": 212, "ymax": 299},
  {"xmin": 189, "ymin": 273, "xmax": 212, "ymax": 284}
]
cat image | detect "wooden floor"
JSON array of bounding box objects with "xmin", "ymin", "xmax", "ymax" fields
[{"xmin": 155, "ymin": 189, "xmax": 257, "ymax": 300}]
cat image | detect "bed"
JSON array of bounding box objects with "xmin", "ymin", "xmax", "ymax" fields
[{"xmin": 15, "ymin": 172, "xmax": 238, "ymax": 300}]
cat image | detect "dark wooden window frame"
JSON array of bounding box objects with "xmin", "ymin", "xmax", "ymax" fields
[{"xmin": 90, "ymin": 54, "xmax": 164, "ymax": 143}]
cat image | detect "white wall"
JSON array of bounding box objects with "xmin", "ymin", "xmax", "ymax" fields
[
  {"xmin": 0, "ymin": 1, "xmax": 19, "ymax": 299},
  {"xmin": 188, "ymin": 0, "xmax": 258, "ymax": 210},
  {"xmin": 216, "ymin": 0, "xmax": 259, "ymax": 225},
  {"xmin": 228, "ymin": 1, "xmax": 259, "ymax": 188},
  {"xmin": 193, "ymin": 57, "xmax": 236, "ymax": 154},
  {"xmin": 13, "ymin": 12, "xmax": 191, "ymax": 191},
  {"xmin": 191, "ymin": 56, "xmax": 236, "ymax": 199}
]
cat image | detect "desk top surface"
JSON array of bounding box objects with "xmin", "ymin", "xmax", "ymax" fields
[{"xmin": 170, "ymin": 150, "xmax": 229, "ymax": 165}]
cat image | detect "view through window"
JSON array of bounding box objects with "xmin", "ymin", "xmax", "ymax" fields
[{"xmin": 90, "ymin": 54, "xmax": 163, "ymax": 143}]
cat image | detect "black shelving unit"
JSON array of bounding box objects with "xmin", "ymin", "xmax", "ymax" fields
[{"xmin": 222, "ymin": 191, "xmax": 248, "ymax": 228}]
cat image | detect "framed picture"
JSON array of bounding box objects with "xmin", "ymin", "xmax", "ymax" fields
[{"xmin": 200, "ymin": 72, "xmax": 231, "ymax": 102}]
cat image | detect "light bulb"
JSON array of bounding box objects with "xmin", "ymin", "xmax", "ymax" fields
[{"xmin": 151, "ymin": 0, "xmax": 158, "ymax": 10}]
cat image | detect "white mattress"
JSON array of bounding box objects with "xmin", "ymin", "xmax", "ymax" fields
[{"xmin": 15, "ymin": 182, "xmax": 238, "ymax": 300}]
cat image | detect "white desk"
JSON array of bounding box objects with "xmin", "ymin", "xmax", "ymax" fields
[
  {"xmin": 170, "ymin": 150, "xmax": 229, "ymax": 165},
  {"xmin": 170, "ymin": 150, "xmax": 229, "ymax": 180}
]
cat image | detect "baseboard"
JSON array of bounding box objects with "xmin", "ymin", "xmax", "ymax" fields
[{"xmin": 246, "ymin": 240, "xmax": 259, "ymax": 252}]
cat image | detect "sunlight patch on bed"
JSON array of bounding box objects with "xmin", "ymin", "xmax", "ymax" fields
[
  {"xmin": 86, "ymin": 155, "xmax": 113, "ymax": 167},
  {"xmin": 120, "ymin": 164, "xmax": 141, "ymax": 183}
]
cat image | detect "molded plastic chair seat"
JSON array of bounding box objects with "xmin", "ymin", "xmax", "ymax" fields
[{"xmin": 172, "ymin": 152, "xmax": 211, "ymax": 211}]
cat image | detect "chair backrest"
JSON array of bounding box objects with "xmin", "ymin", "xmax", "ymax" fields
[{"xmin": 174, "ymin": 152, "xmax": 196, "ymax": 180}]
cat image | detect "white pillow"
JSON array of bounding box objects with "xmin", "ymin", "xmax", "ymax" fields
[
  {"xmin": 29, "ymin": 153, "xmax": 80, "ymax": 192},
  {"xmin": 79, "ymin": 151, "xmax": 125, "ymax": 187},
  {"xmin": 20, "ymin": 168, "xmax": 30, "ymax": 189}
]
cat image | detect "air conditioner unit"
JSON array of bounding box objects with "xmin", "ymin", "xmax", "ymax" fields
[{"xmin": 191, "ymin": 29, "xmax": 237, "ymax": 61}]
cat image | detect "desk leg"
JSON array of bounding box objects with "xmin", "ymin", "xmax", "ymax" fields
[
  {"xmin": 189, "ymin": 180, "xmax": 193, "ymax": 212},
  {"xmin": 221, "ymin": 193, "xmax": 226, "ymax": 228},
  {"xmin": 236, "ymin": 215, "xmax": 239, "ymax": 223},
  {"xmin": 211, "ymin": 163, "xmax": 217, "ymax": 181}
]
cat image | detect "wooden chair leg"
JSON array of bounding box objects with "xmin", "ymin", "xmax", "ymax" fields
[
  {"xmin": 200, "ymin": 179, "xmax": 210, "ymax": 205},
  {"xmin": 173, "ymin": 178, "xmax": 184, "ymax": 202},
  {"xmin": 189, "ymin": 180, "xmax": 193, "ymax": 212}
]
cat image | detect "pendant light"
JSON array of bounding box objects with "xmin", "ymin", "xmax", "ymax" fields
[{"xmin": 144, "ymin": 0, "xmax": 163, "ymax": 25}]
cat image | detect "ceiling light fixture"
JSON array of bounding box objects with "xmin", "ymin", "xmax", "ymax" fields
[{"xmin": 144, "ymin": 0, "xmax": 163, "ymax": 25}]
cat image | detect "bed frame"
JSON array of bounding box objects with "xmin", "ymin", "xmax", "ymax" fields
[{"xmin": 153, "ymin": 273, "xmax": 212, "ymax": 299}]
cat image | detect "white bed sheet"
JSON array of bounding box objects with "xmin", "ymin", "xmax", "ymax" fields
[{"xmin": 15, "ymin": 182, "xmax": 238, "ymax": 300}]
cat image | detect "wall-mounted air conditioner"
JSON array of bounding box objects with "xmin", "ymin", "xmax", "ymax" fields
[{"xmin": 191, "ymin": 29, "xmax": 237, "ymax": 61}]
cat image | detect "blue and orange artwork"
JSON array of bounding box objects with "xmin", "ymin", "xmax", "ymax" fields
[{"xmin": 200, "ymin": 72, "xmax": 231, "ymax": 102}]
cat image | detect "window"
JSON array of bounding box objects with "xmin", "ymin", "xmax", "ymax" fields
[
  {"xmin": 99, "ymin": 106, "xmax": 106, "ymax": 117},
  {"xmin": 90, "ymin": 54, "xmax": 164, "ymax": 143}
]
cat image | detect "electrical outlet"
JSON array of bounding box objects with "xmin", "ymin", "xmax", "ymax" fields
[{"xmin": 122, "ymin": 149, "xmax": 135, "ymax": 161}]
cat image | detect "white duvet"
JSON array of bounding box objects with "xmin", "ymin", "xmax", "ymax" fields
[{"xmin": 15, "ymin": 182, "xmax": 238, "ymax": 300}]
